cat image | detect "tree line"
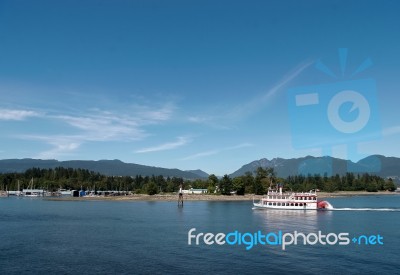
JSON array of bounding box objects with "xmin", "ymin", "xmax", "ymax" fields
[{"xmin": 0, "ymin": 166, "xmax": 397, "ymax": 195}]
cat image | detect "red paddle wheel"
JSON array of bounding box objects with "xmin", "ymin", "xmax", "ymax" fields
[{"xmin": 317, "ymin": 200, "xmax": 333, "ymax": 209}]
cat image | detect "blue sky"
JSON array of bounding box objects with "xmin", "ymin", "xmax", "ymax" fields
[{"xmin": 0, "ymin": 0, "xmax": 399, "ymax": 175}]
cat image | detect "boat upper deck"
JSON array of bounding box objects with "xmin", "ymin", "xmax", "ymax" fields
[{"xmin": 264, "ymin": 190, "xmax": 317, "ymax": 202}]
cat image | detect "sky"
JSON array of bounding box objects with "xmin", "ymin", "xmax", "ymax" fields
[{"xmin": 0, "ymin": 0, "xmax": 399, "ymax": 175}]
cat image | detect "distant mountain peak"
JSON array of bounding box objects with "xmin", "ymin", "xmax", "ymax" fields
[{"xmin": 185, "ymin": 169, "xmax": 209, "ymax": 178}]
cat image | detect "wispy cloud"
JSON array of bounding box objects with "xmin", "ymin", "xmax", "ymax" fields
[
  {"xmin": 0, "ymin": 108, "xmax": 41, "ymax": 121},
  {"xmin": 383, "ymin": 126, "xmax": 400, "ymax": 137},
  {"xmin": 187, "ymin": 61, "xmax": 312, "ymax": 127},
  {"xmin": 37, "ymin": 142, "xmax": 81, "ymax": 159},
  {"xmin": 181, "ymin": 150, "xmax": 219, "ymax": 160},
  {"xmin": 55, "ymin": 113, "xmax": 146, "ymax": 142},
  {"xmin": 20, "ymin": 134, "xmax": 83, "ymax": 159},
  {"xmin": 132, "ymin": 103, "xmax": 175, "ymax": 123},
  {"xmin": 260, "ymin": 61, "xmax": 313, "ymax": 102},
  {"xmin": 181, "ymin": 142, "xmax": 253, "ymax": 160},
  {"xmin": 135, "ymin": 136, "xmax": 190, "ymax": 153},
  {"xmin": 15, "ymin": 101, "xmax": 176, "ymax": 159}
]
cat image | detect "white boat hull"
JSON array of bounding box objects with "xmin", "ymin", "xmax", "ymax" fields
[{"xmin": 253, "ymin": 202, "xmax": 317, "ymax": 210}]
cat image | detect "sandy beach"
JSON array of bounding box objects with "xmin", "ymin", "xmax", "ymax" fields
[{"xmin": 45, "ymin": 191, "xmax": 398, "ymax": 202}]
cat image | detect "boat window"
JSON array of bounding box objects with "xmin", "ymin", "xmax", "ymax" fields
[{"xmin": 295, "ymin": 203, "xmax": 298, "ymax": 206}]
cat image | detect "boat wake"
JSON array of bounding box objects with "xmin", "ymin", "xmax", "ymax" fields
[
  {"xmin": 252, "ymin": 206, "xmax": 400, "ymax": 211},
  {"xmin": 330, "ymin": 207, "xmax": 400, "ymax": 212}
]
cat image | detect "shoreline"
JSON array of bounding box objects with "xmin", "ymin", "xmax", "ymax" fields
[{"xmin": 44, "ymin": 191, "xmax": 398, "ymax": 202}]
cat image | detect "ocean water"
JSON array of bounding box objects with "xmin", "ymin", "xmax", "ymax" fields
[{"xmin": 0, "ymin": 195, "xmax": 399, "ymax": 274}]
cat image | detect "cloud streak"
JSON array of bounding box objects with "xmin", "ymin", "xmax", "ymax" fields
[
  {"xmin": 187, "ymin": 61, "xmax": 313, "ymax": 127},
  {"xmin": 0, "ymin": 109, "xmax": 41, "ymax": 121},
  {"xmin": 19, "ymin": 134, "xmax": 83, "ymax": 159},
  {"xmin": 383, "ymin": 126, "xmax": 400, "ymax": 137},
  {"xmin": 135, "ymin": 136, "xmax": 190, "ymax": 153},
  {"xmin": 15, "ymin": 101, "xmax": 176, "ymax": 159},
  {"xmin": 181, "ymin": 143, "xmax": 253, "ymax": 160},
  {"xmin": 37, "ymin": 142, "xmax": 81, "ymax": 159},
  {"xmin": 55, "ymin": 113, "xmax": 146, "ymax": 142}
]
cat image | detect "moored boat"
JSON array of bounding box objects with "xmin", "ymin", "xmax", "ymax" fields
[{"xmin": 22, "ymin": 178, "xmax": 44, "ymax": 197}]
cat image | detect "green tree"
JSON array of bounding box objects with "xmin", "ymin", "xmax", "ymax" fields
[
  {"xmin": 254, "ymin": 167, "xmax": 268, "ymax": 195},
  {"xmin": 208, "ymin": 174, "xmax": 219, "ymax": 186},
  {"xmin": 233, "ymin": 177, "xmax": 245, "ymax": 195},
  {"xmin": 383, "ymin": 178, "xmax": 397, "ymax": 191},
  {"xmin": 219, "ymin": 175, "xmax": 233, "ymax": 195},
  {"xmin": 324, "ymin": 178, "xmax": 337, "ymax": 193},
  {"xmin": 145, "ymin": 181, "xmax": 158, "ymax": 195},
  {"xmin": 207, "ymin": 174, "xmax": 219, "ymax": 193},
  {"xmin": 366, "ymin": 180, "xmax": 378, "ymax": 192},
  {"xmin": 243, "ymin": 172, "xmax": 254, "ymax": 194}
]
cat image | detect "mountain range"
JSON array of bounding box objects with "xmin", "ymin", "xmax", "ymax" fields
[
  {"xmin": 230, "ymin": 155, "xmax": 400, "ymax": 181},
  {"xmin": 0, "ymin": 159, "xmax": 207, "ymax": 179},
  {"xmin": 0, "ymin": 155, "xmax": 399, "ymax": 181}
]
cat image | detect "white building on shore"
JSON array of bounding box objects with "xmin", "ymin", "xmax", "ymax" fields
[{"xmin": 182, "ymin": 188, "xmax": 208, "ymax": 194}]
